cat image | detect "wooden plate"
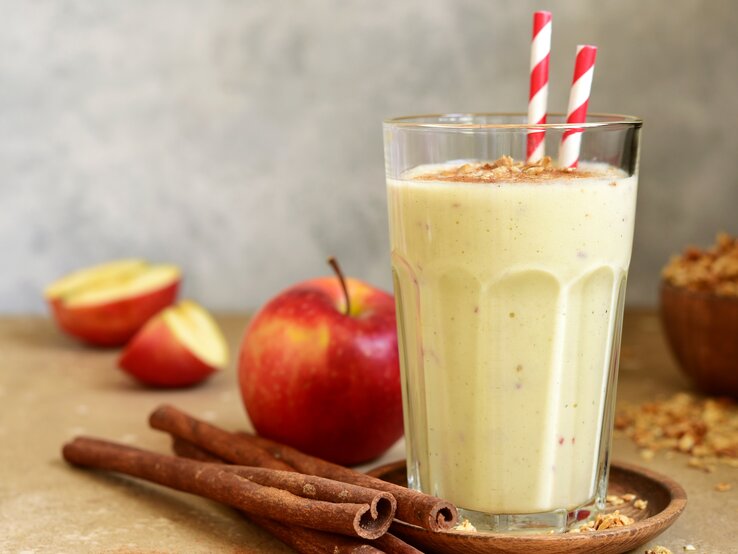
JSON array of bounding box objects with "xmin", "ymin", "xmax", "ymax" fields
[{"xmin": 368, "ymin": 461, "xmax": 687, "ymax": 554}]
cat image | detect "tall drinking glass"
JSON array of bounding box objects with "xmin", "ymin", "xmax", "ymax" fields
[{"xmin": 383, "ymin": 113, "xmax": 641, "ymax": 532}]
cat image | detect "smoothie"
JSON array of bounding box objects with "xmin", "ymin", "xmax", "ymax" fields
[{"xmin": 387, "ymin": 156, "xmax": 637, "ymax": 516}]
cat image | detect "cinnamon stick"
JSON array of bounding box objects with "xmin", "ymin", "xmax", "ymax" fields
[
  {"xmin": 173, "ymin": 438, "xmax": 385, "ymax": 553},
  {"xmin": 372, "ymin": 532, "xmax": 424, "ymax": 554},
  {"xmin": 248, "ymin": 516, "xmax": 422, "ymax": 554},
  {"xmin": 151, "ymin": 406, "xmax": 293, "ymax": 471},
  {"xmin": 227, "ymin": 466, "xmax": 396, "ymax": 519},
  {"xmin": 62, "ymin": 437, "xmax": 393, "ymax": 540},
  {"xmin": 150, "ymin": 405, "xmax": 457, "ymax": 531},
  {"xmin": 172, "ymin": 435, "xmax": 225, "ymax": 463},
  {"xmin": 174, "ymin": 438, "xmax": 422, "ymax": 554},
  {"xmin": 238, "ymin": 432, "xmax": 457, "ymax": 533},
  {"xmin": 249, "ymin": 516, "xmax": 385, "ymax": 554}
]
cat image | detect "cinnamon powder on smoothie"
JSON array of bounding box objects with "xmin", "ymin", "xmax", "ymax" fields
[{"xmin": 409, "ymin": 155, "xmax": 611, "ymax": 183}]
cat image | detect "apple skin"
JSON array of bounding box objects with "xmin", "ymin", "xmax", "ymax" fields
[
  {"xmin": 238, "ymin": 277, "xmax": 403, "ymax": 466},
  {"xmin": 49, "ymin": 281, "xmax": 179, "ymax": 347},
  {"xmin": 118, "ymin": 312, "xmax": 217, "ymax": 388}
]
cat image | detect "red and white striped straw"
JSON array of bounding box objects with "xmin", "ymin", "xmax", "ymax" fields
[
  {"xmin": 527, "ymin": 11, "xmax": 552, "ymax": 163},
  {"xmin": 558, "ymin": 45, "xmax": 597, "ymax": 168}
]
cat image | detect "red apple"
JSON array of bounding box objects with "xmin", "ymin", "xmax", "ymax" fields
[
  {"xmin": 238, "ymin": 258, "xmax": 403, "ymax": 466},
  {"xmin": 119, "ymin": 300, "xmax": 228, "ymax": 387},
  {"xmin": 45, "ymin": 259, "xmax": 180, "ymax": 346}
]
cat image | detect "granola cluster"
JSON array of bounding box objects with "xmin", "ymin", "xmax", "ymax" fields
[
  {"xmin": 453, "ymin": 518, "xmax": 477, "ymax": 532},
  {"xmin": 410, "ymin": 156, "xmax": 602, "ymax": 183},
  {"xmin": 662, "ymin": 233, "xmax": 738, "ymax": 296},
  {"xmin": 568, "ymin": 510, "xmax": 634, "ymax": 533},
  {"xmin": 606, "ymin": 492, "xmax": 648, "ymax": 510},
  {"xmin": 615, "ymin": 392, "xmax": 738, "ymax": 472}
]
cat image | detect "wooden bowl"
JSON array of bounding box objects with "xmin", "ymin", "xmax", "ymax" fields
[
  {"xmin": 660, "ymin": 281, "xmax": 738, "ymax": 398},
  {"xmin": 369, "ymin": 460, "xmax": 687, "ymax": 554}
]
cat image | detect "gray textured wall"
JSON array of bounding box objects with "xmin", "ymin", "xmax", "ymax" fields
[{"xmin": 2, "ymin": 0, "xmax": 737, "ymax": 313}]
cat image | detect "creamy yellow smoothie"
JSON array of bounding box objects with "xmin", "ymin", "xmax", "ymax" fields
[{"xmin": 387, "ymin": 157, "xmax": 637, "ymax": 516}]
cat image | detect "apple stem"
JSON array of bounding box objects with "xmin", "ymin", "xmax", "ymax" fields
[{"xmin": 327, "ymin": 256, "xmax": 351, "ymax": 316}]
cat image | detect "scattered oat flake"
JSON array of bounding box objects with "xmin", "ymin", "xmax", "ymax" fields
[
  {"xmin": 622, "ymin": 493, "xmax": 637, "ymax": 502},
  {"xmin": 640, "ymin": 449, "xmax": 656, "ymax": 461},
  {"xmin": 454, "ymin": 518, "xmax": 477, "ymax": 532},
  {"xmin": 606, "ymin": 494, "xmax": 625, "ymax": 505},
  {"xmin": 683, "ymin": 545, "xmax": 696, "ymax": 552},
  {"xmin": 616, "ymin": 392, "xmax": 738, "ymax": 470},
  {"xmin": 634, "ymin": 499, "xmax": 648, "ymax": 510},
  {"xmin": 569, "ymin": 510, "xmax": 634, "ymax": 532},
  {"xmin": 715, "ymin": 482, "xmax": 732, "ymax": 492},
  {"xmin": 597, "ymin": 510, "xmax": 634, "ymax": 530},
  {"xmin": 645, "ymin": 547, "xmax": 673, "ymax": 554},
  {"xmin": 678, "ymin": 434, "xmax": 695, "ymax": 452}
]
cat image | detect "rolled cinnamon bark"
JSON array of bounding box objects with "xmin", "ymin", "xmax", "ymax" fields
[
  {"xmin": 238, "ymin": 432, "xmax": 457, "ymax": 532},
  {"xmin": 150, "ymin": 405, "xmax": 457, "ymax": 531},
  {"xmin": 175, "ymin": 438, "xmax": 421, "ymax": 554},
  {"xmin": 373, "ymin": 531, "xmax": 424, "ymax": 554},
  {"xmin": 150, "ymin": 406, "xmax": 292, "ymax": 471},
  {"xmin": 62, "ymin": 437, "xmax": 393, "ymax": 540},
  {"xmin": 172, "ymin": 436, "xmax": 224, "ymax": 463},
  {"xmin": 248, "ymin": 516, "xmax": 385, "ymax": 554},
  {"xmin": 173, "ymin": 438, "xmax": 385, "ymax": 554},
  {"xmin": 175, "ymin": 436, "xmax": 397, "ymax": 518}
]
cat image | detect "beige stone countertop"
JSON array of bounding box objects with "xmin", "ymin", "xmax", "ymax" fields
[{"xmin": 1, "ymin": 311, "xmax": 736, "ymax": 553}]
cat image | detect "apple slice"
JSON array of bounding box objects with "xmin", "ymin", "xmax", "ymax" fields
[
  {"xmin": 118, "ymin": 300, "xmax": 228, "ymax": 388},
  {"xmin": 45, "ymin": 259, "xmax": 181, "ymax": 346},
  {"xmin": 44, "ymin": 259, "xmax": 148, "ymax": 300}
]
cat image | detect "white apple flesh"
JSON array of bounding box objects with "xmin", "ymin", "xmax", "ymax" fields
[
  {"xmin": 118, "ymin": 300, "xmax": 228, "ymax": 388},
  {"xmin": 45, "ymin": 259, "xmax": 180, "ymax": 346}
]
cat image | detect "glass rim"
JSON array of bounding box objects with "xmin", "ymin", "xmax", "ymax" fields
[{"xmin": 383, "ymin": 112, "xmax": 642, "ymax": 130}]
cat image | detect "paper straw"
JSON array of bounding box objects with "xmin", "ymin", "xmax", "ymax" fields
[
  {"xmin": 527, "ymin": 11, "xmax": 552, "ymax": 163},
  {"xmin": 558, "ymin": 45, "xmax": 597, "ymax": 168}
]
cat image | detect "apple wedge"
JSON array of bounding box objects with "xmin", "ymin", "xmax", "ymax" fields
[
  {"xmin": 45, "ymin": 259, "xmax": 181, "ymax": 346},
  {"xmin": 118, "ymin": 300, "xmax": 228, "ymax": 387}
]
